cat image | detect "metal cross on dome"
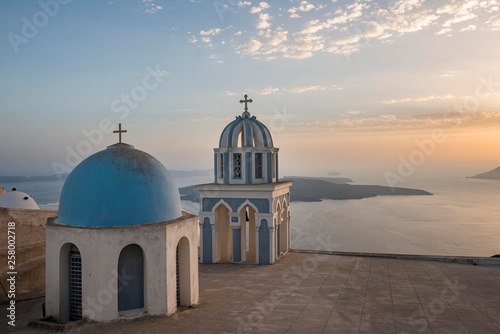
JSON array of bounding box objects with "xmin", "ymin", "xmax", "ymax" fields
[
  {"xmin": 239, "ymin": 94, "xmax": 253, "ymax": 113},
  {"xmin": 113, "ymin": 123, "xmax": 127, "ymax": 143}
]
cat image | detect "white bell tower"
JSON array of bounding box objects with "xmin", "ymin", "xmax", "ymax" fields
[{"xmin": 197, "ymin": 95, "xmax": 292, "ymax": 264}]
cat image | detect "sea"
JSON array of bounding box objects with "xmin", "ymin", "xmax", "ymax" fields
[{"xmin": 2, "ymin": 173, "xmax": 499, "ymax": 258}]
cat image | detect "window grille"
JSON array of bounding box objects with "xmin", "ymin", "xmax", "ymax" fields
[
  {"xmin": 220, "ymin": 153, "xmax": 224, "ymax": 178},
  {"xmin": 69, "ymin": 248, "xmax": 82, "ymax": 321},
  {"xmin": 233, "ymin": 153, "xmax": 242, "ymax": 178},
  {"xmin": 255, "ymin": 153, "xmax": 262, "ymax": 179}
]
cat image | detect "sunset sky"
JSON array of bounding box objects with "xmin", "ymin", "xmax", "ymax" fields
[{"xmin": 1, "ymin": 0, "xmax": 500, "ymax": 180}]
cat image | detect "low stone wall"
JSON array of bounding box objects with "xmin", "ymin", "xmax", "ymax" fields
[
  {"xmin": 0, "ymin": 208, "xmax": 57, "ymax": 302},
  {"xmin": 291, "ymin": 249, "xmax": 500, "ymax": 266}
]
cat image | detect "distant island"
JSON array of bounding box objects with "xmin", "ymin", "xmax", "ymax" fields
[
  {"xmin": 467, "ymin": 167, "xmax": 500, "ymax": 181},
  {"xmin": 0, "ymin": 174, "xmax": 68, "ymax": 183},
  {"xmin": 0, "ymin": 170, "xmax": 211, "ymax": 183},
  {"xmin": 179, "ymin": 176, "xmax": 432, "ymax": 203}
]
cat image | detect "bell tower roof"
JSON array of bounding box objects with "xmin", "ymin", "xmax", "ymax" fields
[{"xmin": 218, "ymin": 94, "xmax": 274, "ymax": 149}]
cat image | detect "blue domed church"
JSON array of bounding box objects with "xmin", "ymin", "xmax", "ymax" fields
[
  {"xmin": 197, "ymin": 95, "xmax": 292, "ymax": 264},
  {"xmin": 45, "ymin": 128, "xmax": 199, "ymax": 323}
]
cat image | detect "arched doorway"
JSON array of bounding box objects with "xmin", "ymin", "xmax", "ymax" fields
[
  {"xmin": 69, "ymin": 245, "xmax": 82, "ymax": 321},
  {"xmin": 259, "ymin": 219, "xmax": 270, "ymax": 264},
  {"xmin": 176, "ymin": 237, "xmax": 191, "ymax": 306},
  {"xmin": 59, "ymin": 243, "xmax": 82, "ymax": 323},
  {"xmin": 215, "ymin": 203, "xmax": 231, "ymax": 262},
  {"xmin": 118, "ymin": 244, "xmax": 144, "ymax": 312},
  {"xmin": 280, "ymin": 201, "xmax": 289, "ymax": 254},
  {"xmin": 276, "ymin": 202, "xmax": 282, "ymax": 257},
  {"xmin": 202, "ymin": 217, "xmax": 212, "ymax": 263},
  {"xmin": 240, "ymin": 205, "xmax": 257, "ymax": 263}
]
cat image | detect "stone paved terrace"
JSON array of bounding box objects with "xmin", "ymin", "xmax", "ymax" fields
[{"xmin": 3, "ymin": 252, "xmax": 500, "ymax": 334}]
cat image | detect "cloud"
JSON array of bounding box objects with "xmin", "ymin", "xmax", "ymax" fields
[
  {"xmin": 293, "ymin": 34, "xmax": 324, "ymax": 52},
  {"xmin": 189, "ymin": 28, "xmax": 224, "ymax": 50},
  {"xmin": 224, "ymin": 85, "xmax": 342, "ymax": 97},
  {"xmin": 265, "ymin": 27, "xmax": 288, "ymax": 46},
  {"xmin": 259, "ymin": 85, "xmax": 342, "ymax": 95},
  {"xmin": 382, "ymin": 94, "xmax": 456, "ymax": 104},
  {"xmin": 390, "ymin": 0, "xmax": 424, "ymax": 15},
  {"xmin": 142, "ymin": 0, "xmax": 163, "ymax": 14},
  {"xmin": 149, "ymin": 67, "xmax": 169, "ymax": 78},
  {"xmin": 288, "ymin": 85, "xmax": 342, "ymax": 93},
  {"xmin": 250, "ymin": 2, "xmax": 270, "ymax": 14},
  {"xmin": 285, "ymin": 51, "xmax": 313, "ymax": 59},
  {"xmin": 200, "ymin": 28, "xmax": 222, "ymax": 36},
  {"xmin": 201, "ymin": 0, "xmax": 500, "ymax": 60},
  {"xmin": 461, "ymin": 24, "xmax": 477, "ymax": 31},
  {"xmin": 237, "ymin": 1, "xmax": 251, "ymax": 8},
  {"xmin": 260, "ymin": 87, "xmax": 281, "ymax": 95},
  {"xmin": 435, "ymin": 0, "xmax": 499, "ymax": 34},
  {"xmin": 257, "ymin": 13, "xmax": 272, "ymax": 29},
  {"xmin": 436, "ymin": 27, "xmax": 453, "ymax": 35},
  {"xmin": 247, "ymin": 39, "xmax": 262, "ymax": 52},
  {"xmin": 317, "ymin": 111, "xmax": 500, "ymax": 132},
  {"xmin": 288, "ymin": 1, "xmax": 315, "ymax": 18},
  {"xmin": 223, "ymin": 90, "xmax": 238, "ymax": 96},
  {"xmin": 344, "ymin": 110, "xmax": 363, "ymax": 116},
  {"xmin": 440, "ymin": 70, "xmax": 457, "ymax": 78}
]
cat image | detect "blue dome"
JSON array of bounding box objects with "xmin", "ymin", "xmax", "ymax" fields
[
  {"xmin": 59, "ymin": 143, "xmax": 182, "ymax": 227},
  {"xmin": 219, "ymin": 112, "xmax": 274, "ymax": 148}
]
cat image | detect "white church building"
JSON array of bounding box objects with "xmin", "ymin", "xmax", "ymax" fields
[
  {"xmin": 0, "ymin": 188, "xmax": 40, "ymax": 209},
  {"xmin": 45, "ymin": 127, "xmax": 199, "ymax": 323},
  {"xmin": 197, "ymin": 95, "xmax": 292, "ymax": 265}
]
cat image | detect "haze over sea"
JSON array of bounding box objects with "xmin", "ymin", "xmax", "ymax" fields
[{"xmin": 3, "ymin": 167, "xmax": 499, "ymax": 258}]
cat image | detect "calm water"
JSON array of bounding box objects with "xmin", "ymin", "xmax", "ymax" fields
[
  {"xmin": 2, "ymin": 175, "xmax": 499, "ymax": 257},
  {"xmin": 292, "ymin": 177, "xmax": 500, "ymax": 257},
  {"xmin": 1, "ymin": 180, "xmax": 64, "ymax": 210}
]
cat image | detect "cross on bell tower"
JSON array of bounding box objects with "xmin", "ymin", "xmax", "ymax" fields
[
  {"xmin": 239, "ymin": 94, "xmax": 253, "ymax": 117},
  {"xmin": 113, "ymin": 123, "xmax": 127, "ymax": 143}
]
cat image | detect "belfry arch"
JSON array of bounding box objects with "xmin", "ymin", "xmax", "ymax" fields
[
  {"xmin": 240, "ymin": 204, "xmax": 257, "ymax": 263},
  {"xmin": 214, "ymin": 203, "xmax": 232, "ymax": 262}
]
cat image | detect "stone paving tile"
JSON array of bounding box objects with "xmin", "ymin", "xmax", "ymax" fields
[
  {"xmin": 461, "ymin": 319, "xmax": 500, "ymax": 334},
  {"xmin": 269, "ymin": 304, "xmax": 305, "ymax": 318},
  {"xmin": 323, "ymin": 325, "xmax": 359, "ymax": 334},
  {"xmin": 395, "ymin": 321, "xmax": 433, "ymax": 334},
  {"xmin": 326, "ymin": 317, "xmax": 361, "ymax": 331},
  {"xmin": 287, "ymin": 324, "xmax": 324, "ymax": 334},
  {"xmin": 292, "ymin": 316, "xmax": 328, "ymax": 328},
  {"xmin": 358, "ymin": 321, "xmax": 395, "ymax": 333},
  {"xmin": 252, "ymin": 323, "xmax": 288, "ymax": 334},
  {"xmin": 429, "ymin": 319, "xmax": 470, "ymax": 333},
  {"xmin": 299, "ymin": 303, "xmax": 333, "ymax": 320}
]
